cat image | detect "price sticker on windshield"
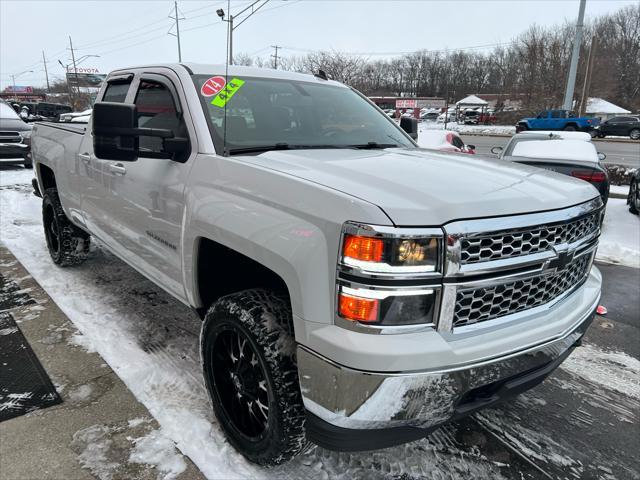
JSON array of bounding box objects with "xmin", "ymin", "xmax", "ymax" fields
[
  {"xmin": 211, "ymin": 78, "xmax": 245, "ymax": 108},
  {"xmin": 201, "ymin": 76, "xmax": 226, "ymax": 97}
]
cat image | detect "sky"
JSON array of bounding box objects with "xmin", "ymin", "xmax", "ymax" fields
[{"xmin": 1, "ymin": 0, "xmax": 637, "ymax": 90}]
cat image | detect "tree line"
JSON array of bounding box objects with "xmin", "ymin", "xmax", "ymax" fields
[{"xmin": 237, "ymin": 4, "xmax": 639, "ymax": 113}]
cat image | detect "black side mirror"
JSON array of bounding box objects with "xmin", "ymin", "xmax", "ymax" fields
[
  {"xmin": 93, "ymin": 102, "xmax": 175, "ymax": 161},
  {"xmin": 467, "ymin": 144, "xmax": 476, "ymax": 150},
  {"xmin": 400, "ymin": 116, "xmax": 418, "ymax": 140},
  {"xmin": 93, "ymin": 102, "xmax": 139, "ymax": 161}
]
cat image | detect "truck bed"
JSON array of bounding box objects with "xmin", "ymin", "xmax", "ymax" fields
[{"xmin": 34, "ymin": 122, "xmax": 87, "ymax": 135}]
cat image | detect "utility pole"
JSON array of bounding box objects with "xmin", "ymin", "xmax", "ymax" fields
[
  {"xmin": 69, "ymin": 36, "xmax": 80, "ymax": 104},
  {"xmin": 169, "ymin": 1, "xmax": 183, "ymax": 62},
  {"xmin": 42, "ymin": 50, "xmax": 51, "ymax": 93},
  {"xmin": 579, "ymin": 36, "xmax": 597, "ymax": 117},
  {"xmin": 271, "ymin": 45, "xmax": 280, "ymax": 69},
  {"xmin": 229, "ymin": 14, "xmax": 234, "ymax": 65},
  {"xmin": 562, "ymin": 0, "xmax": 587, "ymax": 111}
]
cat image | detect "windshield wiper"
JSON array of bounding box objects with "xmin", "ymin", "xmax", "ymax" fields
[
  {"xmin": 349, "ymin": 142, "xmax": 398, "ymax": 149},
  {"xmin": 228, "ymin": 143, "xmax": 362, "ymax": 155}
]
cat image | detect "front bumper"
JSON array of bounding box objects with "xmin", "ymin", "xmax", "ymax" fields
[
  {"xmin": 300, "ymin": 282, "xmax": 598, "ymax": 450},
  {"xmin": 0, "ymin": 143, "xmax": 29, "ymax": 161}
]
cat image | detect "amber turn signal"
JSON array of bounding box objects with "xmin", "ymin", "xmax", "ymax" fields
[
  {"xmin": 338, "ymin": 293, "xmax": 379, "ymax": 323},
  {"xmin": 343, "ymin": 235, "xmax": 384, "ymax": 263}
]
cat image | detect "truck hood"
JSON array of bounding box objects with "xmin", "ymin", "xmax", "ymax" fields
[{"xmin": 244, "ymin": 148, "xmax": 599, "ymax": 226}]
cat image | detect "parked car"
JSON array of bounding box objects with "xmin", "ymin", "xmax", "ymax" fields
[
  {"xmin": 32, "ymin": 64, "xmax": 603, "ymax": 465},
  {"xmin": 594, "ymin": 116, "xmax": 640, "ymax": 140},
  {"xmin": 59, "ymin": 109, "xmax": 92, "ymax": 123},
  {"xmin": 628, "ymin": 170, "xmax": 640, "ymax": 214},
  {"xmin": 492, "ymin": 131, "xmax": 610, "ymax": 202},
  {"xmin": 516, "ymin": 109, "xmax": 600, "ymax": 133},
  {"xmin": 418, "ymin": 129, "xmax": 475, "ymax": 154},
  {"xmin": 0, "ymin": 100, "xmax": 32, "ymax": 168},
  {"xmin": 436, "ymin": 111, "xmax": 457, "ymax": 123},
  {"xmin": 420, "ymin": 111, "xmax": 439, "ymax": 121}
]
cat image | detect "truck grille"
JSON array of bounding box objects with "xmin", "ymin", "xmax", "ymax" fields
[
  {"xmin": 453, "ymin": 253, "xmax": 592, "ymax": 327},
  {"xmin": 460, "ymin": 212, "xmax": 600, "ymax": 265},
  {"xmin": 0, "ymin": 131, "xmax": 22, "ymax": 144}
]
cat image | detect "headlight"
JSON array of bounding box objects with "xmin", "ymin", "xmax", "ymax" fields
[
  {"xmin": 336, "ymin": 222, "xmax": 443, "ymax": 328},
  {"xmin": 20, "ymin": 130, "xmax": 32, "ymax": 145},
  {"xmin": 340, "ymin": 222, "xmax": 441, "ymax": 274}
]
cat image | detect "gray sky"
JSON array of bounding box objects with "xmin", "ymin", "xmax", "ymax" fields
[{"xmin": 1, "ymin": 0, "xmax": 636, "ymax": 90}]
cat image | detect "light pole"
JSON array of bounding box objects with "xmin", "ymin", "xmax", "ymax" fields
[
  {"xmin": 562, "ymin": 0, "xmax": 587, "ymax": 111},
  {"xmin": 75, "ymin": 54, "xmax": 100, "ymax": 66},
  {"xmin": 10, "ymin": 70, "xmax": 33, "ymax": 99},
  {"xmin": 217, "ymin": 0, "xmax": 270, "ymax": 65}
]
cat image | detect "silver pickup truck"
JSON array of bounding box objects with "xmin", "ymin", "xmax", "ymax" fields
[{"xmin": 31, "ymin": 64, "xmax": 603, "ymax": 466}]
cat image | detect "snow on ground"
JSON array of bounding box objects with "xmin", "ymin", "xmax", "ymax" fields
[
  {"xmin": 610, "ymin": 184, "xmax": 630, "ymax": 196},
  {"xmin": 129, "ymin": 429, "xmax": 187, "ymax": 480},
  {"xmin": 419, "ymin": 122, "xmax": 516, "ymax": 136},
  {"xmin": 597, "ymin": 198, "xmax": 640, "ymax": 268},
  {"xmin": 0, "ymin": 168, "xmax": 507, "ymax": 479}
]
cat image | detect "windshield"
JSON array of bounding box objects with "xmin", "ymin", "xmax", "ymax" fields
[{"xmin": 193, "ymin": 74, "xmax": 415, "ymax": 154}]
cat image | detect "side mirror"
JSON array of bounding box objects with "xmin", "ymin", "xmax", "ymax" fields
[
  {"xmin": 93, "ymin": 102, "xmax": 139, "ymax": 161},
  {"xmin": 92, "ymin": 102, "xmax": 175, "ymax": 161},
  {"xmin": 491, "ymin": 146, "xmax": 503, "ymax": 155},
  {"xmin": 598, "ymin": 152, "xmax": 606, "ymax": 161},
  {"xmin": 400, "ymin": 116, "xmax": 418, "ymax": 140},
  {"xmin": 467, "ymin": 144, "xmax": 476, "ymax": 150}
]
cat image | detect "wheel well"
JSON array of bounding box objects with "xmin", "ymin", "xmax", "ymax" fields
[
  {"xmin": 39, "ymin": 164, "xmax": 57, "ymax": 191},
  {"xmin": 195, "ymin": 237, "xmax": 290, "ymax": 318}
]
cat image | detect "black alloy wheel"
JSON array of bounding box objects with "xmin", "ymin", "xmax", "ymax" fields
[{"xmin": 211, "ymin": 325, "xmax": 271, "ymax": 441}]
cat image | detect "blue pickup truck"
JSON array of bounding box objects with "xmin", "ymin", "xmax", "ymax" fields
[{"xmin": 516, "ymin": 109, "xmax": 600, "ymax": 133}]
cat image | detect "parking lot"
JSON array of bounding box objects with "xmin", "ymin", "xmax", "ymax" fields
[{"xmin": 1, "ymin": 165, "xmax": 638, "ymax": 479}]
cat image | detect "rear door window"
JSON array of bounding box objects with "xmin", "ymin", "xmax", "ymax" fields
[{"xmin": 102, "ymin": 80, "xmax": 131, "ymax": 103}]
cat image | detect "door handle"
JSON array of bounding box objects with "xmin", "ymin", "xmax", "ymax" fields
[
  {"xmin": 108, "ymin": 163, "xmax": 127, "ymax": 176},
  {"xmin": 78, "ymin": 152, "xmax": 91, "ymax": 164}
]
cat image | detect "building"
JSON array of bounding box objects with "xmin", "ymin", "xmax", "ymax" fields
[{"xmin": 369, "ymin": 96, "xmax": 445, "ymax": 118}]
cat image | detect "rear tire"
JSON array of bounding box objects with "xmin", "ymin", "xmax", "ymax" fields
[
  {"xmin": 201, "ymin": 289, "xmax": 306, "ymax": 466},
  {"xmin": 630, "ymin": 128, "xmax": 640, "ymax": 140},
  {"xmin": 42, "ymin": 188, "xmax": 90, "ymax": 266}
]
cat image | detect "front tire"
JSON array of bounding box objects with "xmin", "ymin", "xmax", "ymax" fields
[
  {"xmin": 42, "ymin": 188, "xmax": 90, "ymax": 266},
  {"xmin": 201, "ymin": 289, "xmax": 306, "ymax": 466},
  {"xmin": 630, "ymin": 128, "xmax": 640, "ymax": 141},
  {"xmin": 629, "ymin": 180, "xmax": 640, "ymax": 215},
  {"xmin": 563, "ymin": 125, "xmax": 577, "ymax": 132}
]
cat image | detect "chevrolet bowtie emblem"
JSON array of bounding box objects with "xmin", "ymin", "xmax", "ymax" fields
[{"xmin": 544, "ymin": 249, "xmax": 576, "ymax": 272}]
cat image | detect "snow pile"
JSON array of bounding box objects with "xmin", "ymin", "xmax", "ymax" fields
[
  {"xmin": 419, "ymin": 122, "xmax": 515, "ymax": 136},
  {"xmin": 129, "ymin": 429, "xmax": 187, "ymax": 480},
  {"xmin": 597, "ymin": 198, "xmax": 640, "ymax": 268}
]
